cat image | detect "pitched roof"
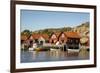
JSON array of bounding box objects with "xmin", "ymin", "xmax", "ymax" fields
[
  {"xmin": 31, "ymin": 33, "xmax": 40, "ymax": 39},
  {"xmin": 31, "ymin": 33, "xmax": 49, "ymax": 40},
  {"xmin": 55, "ymin": 32, "xmax": 61, "ymax": 38},
  {"xmin": 41, "ymin": 34, "xmax": 49, "ymax": 40},
  {"xmin": 50, "ymin": 32, "xmax": 61, "ymax": 38},
  {"xmin": 50, "ymin": 31, "xmax": 80, "ymax": 39},
  {"xmin": 64, "ymin": 32, "xmax": 80, "ymax": 38}
]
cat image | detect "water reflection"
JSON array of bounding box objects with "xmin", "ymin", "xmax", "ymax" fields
[{"xmin": 21, "ymin": 49, "xmax": 89, "ymax": 63}]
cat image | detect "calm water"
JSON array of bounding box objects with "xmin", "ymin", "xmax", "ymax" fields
[{"xmin": 21, "ymin": 49, "xmax": 89, "ymax": 63}]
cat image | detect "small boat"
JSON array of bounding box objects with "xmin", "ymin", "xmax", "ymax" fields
[
  {"xmin": 34, "ymin": 47, "xmax": 49, "ymax": 51},
  {"xmin": 34, "ymin": 48, "xmax": 41, "ymax": 51},
  {"xmin": 29, "ymin": 47, "xmax": 34, "ymax": 51},
  {"xmin": 67, "ymin": 49, "xmax": 80, "ymax": 53}
]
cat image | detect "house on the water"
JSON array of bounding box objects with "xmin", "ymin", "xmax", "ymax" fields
[
  {"xmin": 49, "ymin": 32, "xmax": 60, "ymax": 44},
  {"xmin": 63, "ymin": 32, "xmax": 80, "ymax": 50},
  {"xmin": 21, "ymin": 35, "xmax": 30, "ymax": 49},
  {"xmin": 49, "ymin": 32, "xmax": 80, "ymax": 50},
  {"xmin": 21, "ymin": 31, "xmax": 81, "ymax": 51},
  {"xmin": 29, "ymin": 33, "xmax": 49, "ymax": 46}
]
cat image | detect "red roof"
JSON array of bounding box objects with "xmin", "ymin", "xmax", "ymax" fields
[
  {"xmin": 42, "ymin": 34, "xmax": 49, "ymax": 40},
  {"xmin": 64, "ymin": 32, "xmax": 80, "ymax": 38},
  {"xmin": 31, "ymin": 33, "xmax": 49, "ymax": 40},
  {"xmin": 31, "ymin": 33, "xmax": 40, "ymax": 39},
  {"xmin": 50, "ymin": 32, "xmax": 61, "ymax": 39},
  {"xmin": 50, "ymin": 31, "xmax": 80, "ymax": 39}
]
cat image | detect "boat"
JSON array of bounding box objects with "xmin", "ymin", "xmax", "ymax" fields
[
  {"xmin": 34, "ymin": 47, "xmax": 49, "ymax": 51},
  {"xmin": 29, "ymin": 47, "xmax": 34, "ymax": 51},
  {"xmin": 67, "ymin": 49, "xmax": 80, "ymax": 53}
]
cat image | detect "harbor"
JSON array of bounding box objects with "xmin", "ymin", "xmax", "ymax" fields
[
  {"xmin": 21, "ymin": 48, "xmax": 89, "ymax": 63},
  {"xmin": 21, "ymin": 31, "xmax": 90, "ymax": 63}
]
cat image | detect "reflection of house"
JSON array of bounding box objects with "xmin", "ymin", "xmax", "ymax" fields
[{"xmin": 29, "ymin": 33, "xmax": 49, "ymax": 45}]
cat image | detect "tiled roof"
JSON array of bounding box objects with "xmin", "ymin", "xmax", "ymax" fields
[
  {"xmin": 50, "ymin": 31, "xmax": 80, "ymax": 39},
  {"xmin": 22, "ymin": 32, "xmax": 80, "ymax": 41},
  {"xmin": 32, "ymin": 33, "xmax": 40, "ymax": 39},
  {"xmin": 31, "ymin": 33, "xmax": 49, "ymax": 40},
  {"xmin": 50, "ymin": 32, "xmax": 61, "ymax": 38},
  {"xmin": 64, "ymin": 32, "xmax": 80, "ymax": 38},
  {"xmin": 42, "ymin": 34, "xmax": 49, "ymax": 40}
]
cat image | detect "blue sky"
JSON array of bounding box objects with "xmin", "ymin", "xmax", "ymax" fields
[{"xmin": 20, "ymin": 10, "xmax": 90, "ymax": 32}]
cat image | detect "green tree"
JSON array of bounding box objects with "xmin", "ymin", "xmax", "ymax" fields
[{"xmin": 21, "ymin": 29, "xmax": 31, "ymax": 37}]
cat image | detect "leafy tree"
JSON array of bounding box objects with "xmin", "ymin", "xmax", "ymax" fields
[{"xmin": 21, "ymin": 29, "xmax": 31, "ymax": 37}]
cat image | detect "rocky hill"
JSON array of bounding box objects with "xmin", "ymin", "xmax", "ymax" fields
[
  {"xmin": 33, "ymin": 22, "xmax": 89, "ymax": 37},
  {"xmin": 33, "ymin": 27, "xmax": 73, "ymax": 36},
  {"xmin": 21, "ymin": 22, "xmax": 89, "ymax": 39},
  {"xmin": 73, "ymin": 22, "xmax": 89, "ymax": 37}
]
